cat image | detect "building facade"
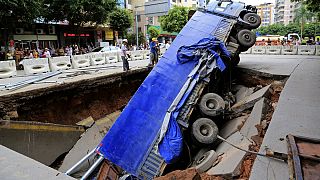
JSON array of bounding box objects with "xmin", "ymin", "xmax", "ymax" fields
[
  {"xmin": 256, "ymin": 3, "xmax": 274, "ymax": 27},
  {"xmin": 274, "ymin": 0, "xmax": 297, "ymax": 25}
]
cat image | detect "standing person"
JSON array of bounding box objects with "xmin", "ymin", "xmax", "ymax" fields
[
  {"xmin": 14, "ymin": 48, "xmax": 21, "ymax": 65},
  {"xmin": 267, "ymin": 38, "xmax": 271, "ymax": 46},
  {"xmin": 316, "ymin": 38, "xmax": 320, "ymax": 45},
  {"xmin": 120, "ymin": 39, "xmax": 129, "ymax": 71},
  {"xmin": 150, "ymin": 38, "xmax": 158, "ymax": 66},
  {"xmin": 165, "ymin": 41, "xmax": 171, "ymax": 50},
  {"xmin": 66, "ymin": 46, "xmax": 73, "ymax": 57},
  {"xmin": 33, "ymin": 49, "xmax": 39, "ymax": 58},
  {"xmin": 44, "ymin": 48, "xmax": 51, "ymax": 58}
]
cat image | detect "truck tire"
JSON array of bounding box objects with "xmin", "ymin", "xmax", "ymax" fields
[
  {"xmin": 237, "ymin": 29, "xmax": 256, "ymax": 48},
  {"xmin": 192, "ymin": 118, "xmax": 218, "ymax": 144},
  {"xmin": 199, "ymin": 93, "xmax": 225, "ymax": 117},
  {"xmin": 192, "ymin": 149, "xmax": 218, "ymax": 173},
  {"xmin": 243, "ymin": 13, "xmax": 261, "ymax": 29}
]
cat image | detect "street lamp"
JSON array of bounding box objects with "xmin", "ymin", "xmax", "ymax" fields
[{"xmin": 135, "ymin": 10, "xmax": 139, "ymax": 46}]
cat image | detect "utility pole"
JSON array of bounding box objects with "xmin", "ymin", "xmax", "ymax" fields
[
  {"xmin": 135, "ymin": 5, "xmax": 145, "ymax": 47},
  {"xmin": 136, "ymin": 10, "xmax": 139, "ymax": 46}
]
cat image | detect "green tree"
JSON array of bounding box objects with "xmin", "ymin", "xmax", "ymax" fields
[
  {"xmin": 147, "ymin": 26, "xmax": 160, "ymax": 38},
  {"xmin": 256, "ymin": 24, "xmax": 286, "ymax": 35},
  {"xmin": 294, "ymin": 3, "xmax": 316, "ymax": 37},
  {"xmin": 126, "ymin": 32, "xmax": 146, "ymax": 45},
  {"xmin": 160, "ymin": 6, "xmax": 189, "ymax": 33},
  {"xmin": 291, "ymin": 0, "xmax": 320, "ymax": 18},
  {"xmin": 0, "ymin": 0, "xmax": 43, "ymax": 26},
  {"xmin": 43, "ymin": 0, "xmax": 117, "ymax": 26},
  {"xmin": 109, "ymin": 8, "xmax": 133, "ymax": 41}
]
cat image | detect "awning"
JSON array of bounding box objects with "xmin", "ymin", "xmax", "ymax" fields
[{"xmin": 13, "ymin": 35, "xmax": 58, "ymax": 41}]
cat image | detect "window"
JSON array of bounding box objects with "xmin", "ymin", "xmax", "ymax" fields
[
  {"xmin": 137, "ymin": 15, "xmax": 141, "ymax": 22},
  {"xmin": 148, "ymin": 17, "xmax": 154, "ymax": 24},
  {"xmin": 128, "ymin": 0, "xmax": 131, "ymax": 5},
  {"xmin": 138, "ymin": 27, "xmax": 142, "ymax": 32},
  {"xmin": 172, "ymin": 0, "xmax": 176, "ymax": 2}
]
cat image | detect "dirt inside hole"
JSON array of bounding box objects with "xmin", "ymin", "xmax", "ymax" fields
[{"xmin": 0, "ymin": 69, "xmax": 150, "ymax": 125}]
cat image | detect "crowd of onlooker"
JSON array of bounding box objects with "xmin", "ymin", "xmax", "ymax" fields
[
  {"xmin": 0, "ymin": 44, "xmax": 97, "ymax": 65},
  {"xmin": 256, "ymin": 37, "xmax": 320, "ymax": 46}
]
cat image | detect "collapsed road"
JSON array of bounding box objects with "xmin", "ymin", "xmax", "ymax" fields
[
  {"xmin": 0, "ymin": 1, "xmax": 319, "ymax": 180},
  {"xmin": 0, "ymin": 54, "xmax": 319, "ymax": 180}
]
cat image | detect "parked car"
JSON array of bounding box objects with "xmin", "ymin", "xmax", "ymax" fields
[{"xmin": 91, "ymin": 46, "xmax": 121, "ymax": 53}]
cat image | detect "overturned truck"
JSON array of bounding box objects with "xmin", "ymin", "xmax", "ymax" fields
[{"xmin": 97, "ymin": 0, "xmax": 261, "ymax": 179}]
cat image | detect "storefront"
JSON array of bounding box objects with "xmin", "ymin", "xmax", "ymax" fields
[
  {"xmin": 59, "ymin": 25, "xmax": 104, "ymax": 48},
  {"xmin": 13, "ymin": 35, "xmax": 58, "ymax": 50}
]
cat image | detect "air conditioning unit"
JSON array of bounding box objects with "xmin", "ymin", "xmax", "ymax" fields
[
  {"xmin": 36, "ymin": 29, "xmax": 45, "ymax": 35},
  {"xmin": 16, "ymin": 28, "xmax": 24, "ymax": 34},
  {"xmin": 48, "ymin": 25, "xmax": 56, "ymax": 34}
]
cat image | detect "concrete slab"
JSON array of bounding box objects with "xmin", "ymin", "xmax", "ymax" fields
[
  {"xmin": 0, "ymin": 145, "xmax": 75, "ymax": 180},
  {"xmin": 0, "ymin": 121, "xmax": 84, "ymax": 166},
  {"xmin": 58, "ymin": 124, "xmax": 103, "ymax": 176},
  {"xmin": 240, "ymin": 98, "xmax": 266, "ymax": 141},
  {"xmin": 220, "ymin": 114, "xmax": 249, "ymax": 139},
  {"xmin": 76, "ymin": 116, "xmax": 94, "ymax": 128},
  {"xmin": 235, "ymin": 86, "xmax": 254, "ymax": 103},
  {"xmin": 207, "ymin": 131, "xmax": 251, "ymax": 177},
  {"xmin": 250, "ymin": 59, "xmax": 320, "ymax": 180},
  {"xmin": 59, "ymin": 111, "xmax": 120, "ymax": 176},
  {"xmin": 231, "ymin": 85, "xmax": 271, "ymax": 113}
]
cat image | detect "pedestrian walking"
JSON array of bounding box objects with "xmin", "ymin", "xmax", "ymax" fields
[
  {"xmin": 121, "ymin": 39, "xmax": 129, "ymax": 71},
  {"xmin": 150, "ymin": 38, "xmax": 158, "ymax": 66}
]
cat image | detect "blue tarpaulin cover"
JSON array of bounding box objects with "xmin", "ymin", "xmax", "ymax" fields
[
  {"xmin": 97, "ymin": 11, "xmax": 228, "ymax": 177},
  {"xmin": 158, "ymin": 37, "xmax": 230, "ymax": 163}
]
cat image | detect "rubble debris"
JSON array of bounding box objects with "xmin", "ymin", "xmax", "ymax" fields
[
  {"xmin": 220, "ymin": 114, "xmax": 249, "ymax": 139},
  {"xmin": 156, "ymin": 168, "xmax": 224, "ymax": 180},
  {"xmin": 97, "ymin": 160, "xmax": 122, "ymax": 180},
  {"xmin": 155, "ymin": 168, "xmax": 201, "ymax": 180},
  {"xmin": 234, "ymin": 85, "xmax": 254, "ymax": 103},
  {"xmin": 0, "ymin": 145, "xmax": 75, "ymax": 180},
  {"xmin": 231, "ymin": 84, "xmax": 271, "ymax": 113},
  {"xmin": 240, "ymin": 98, "xmax": 268, "ymax": 142},
  {"xmin": 207, "ymin": 132, "xmax": 251, "ymax": 178},
  {"xmin": 0, "ymin": 120, "xmax": 84, "ymax": 166},
  {"xmin": 6, "ymin": 111, "xmax": 18, "ymax": 119},
  {"xmin": 76, "ymin": 116, "xmax": 94, "ymax": 128}
]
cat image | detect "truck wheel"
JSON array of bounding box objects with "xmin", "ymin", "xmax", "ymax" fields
[
  {"xmin": 237, "ymin": 29, "xmax": 256, "ymax": 48},
  {"xmin": 243, "ymin": 13, "xmax": 261, "ymax": 29},
  {"xmin": 192, "ymin": 149, "xmax": 218, "ymax": 173},
  {"xmin": 192, "ymin": 118, "xmax": 218, "ymax": 144},
  {"xmin": 199, "ymin": 93, "xmax": 225, "ymax": 117}
]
